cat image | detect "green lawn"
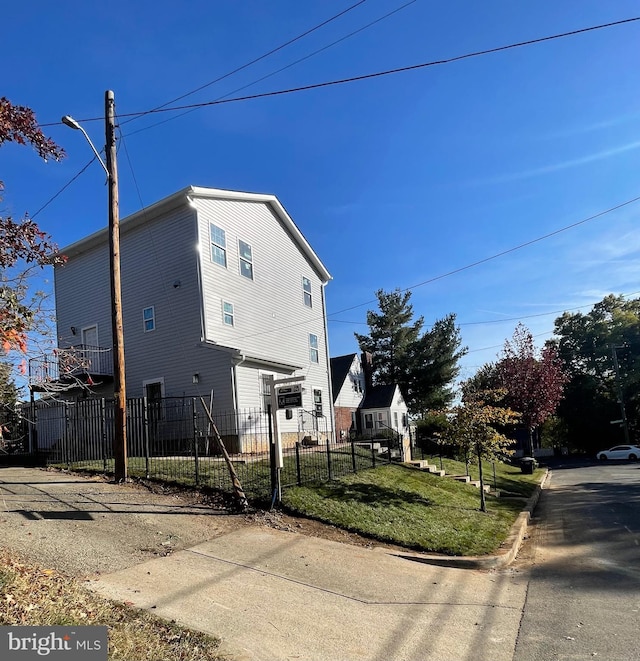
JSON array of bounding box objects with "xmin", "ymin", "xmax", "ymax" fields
[{"xmin": 281, "ymin": 462, "xmax": 543, "ymax": 556}]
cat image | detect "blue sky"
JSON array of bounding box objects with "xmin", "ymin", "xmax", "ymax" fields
[{"xmin": 2, "ymin": 0, "xmax": 640, "ymax": 383}]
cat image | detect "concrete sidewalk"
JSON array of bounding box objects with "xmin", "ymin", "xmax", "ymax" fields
[
  {"xmin": 89, "ymin": 526, "xmax": 529, "ymax": 661},
  {"xmin": 0, "ymin": 466, "xmax": 539, "ymax": 661}
]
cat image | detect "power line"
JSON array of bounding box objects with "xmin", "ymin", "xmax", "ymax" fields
[
  {"xmin": 329, "ymin": 290, "xmax": 640, "ymax": 332},
  {"xmin": 30, "ymin": 157, "xmax": 97, "ymax": 220},
  {"xmin": 328, "ymin": 193, "xmax": 640, "ymax": 318},
  {"xmin": 123, "ymin": 0, "xmax": 418, "ymax": 139},
  {"xmin": 120, "ymin": 0, "xmax": 371, "ymax": 126},
  {"xmin": 39, "ymin": 15, "xmax": 640, "ymax": 128}
]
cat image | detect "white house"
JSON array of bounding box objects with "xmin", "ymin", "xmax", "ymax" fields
[
  {"xmin": 31, "ymin": 186, "xmax": 334, "ymax": 451},
  {"xmin": 330, "ymin": 353, "xmax": 365, "ymax": 439},
  {"xmin": 330, "ymin": 352, "xmax": 409, "ymax": 446}
]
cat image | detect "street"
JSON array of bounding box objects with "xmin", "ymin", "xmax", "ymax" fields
[{"xmin": 512, "ymin": 461, "xmax": 640, "ymax": 661}]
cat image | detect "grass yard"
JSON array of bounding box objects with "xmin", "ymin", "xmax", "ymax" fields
[
  {"xmin": 0, "ymin": 549, "xmax": 224, "ymax": 661},
  {"xmin": 282, "ymin": 461, "xmax": 543, "ymax": 556}
]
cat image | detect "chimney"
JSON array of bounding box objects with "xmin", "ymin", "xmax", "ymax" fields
[{"xmin": 361, "ymin": 352, "xmax": 374, "ymax": 391}]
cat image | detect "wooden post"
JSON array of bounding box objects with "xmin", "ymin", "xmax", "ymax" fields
[{"xmin": 105, "ymin": 90, "xmax": 128, "ymax": 481}]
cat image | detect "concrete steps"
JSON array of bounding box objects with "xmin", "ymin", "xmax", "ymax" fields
[{"xmin": 406, "ymin": 461, "xmax": 496, "ymax": 495}]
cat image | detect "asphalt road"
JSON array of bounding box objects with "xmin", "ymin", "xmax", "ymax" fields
[{"xmin": 512, "ymin": 461, "xmax": 640, "ymax": 661}]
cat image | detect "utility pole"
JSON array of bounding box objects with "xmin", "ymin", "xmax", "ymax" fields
[
  {"xmin": 105, "ymin": 90, "xmax": 127, "ymax": 481},
  {"xmin": 611, "ymin": 345, "xmax": 630, "ymax": 445}
]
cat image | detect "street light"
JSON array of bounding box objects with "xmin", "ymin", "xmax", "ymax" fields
[
  {"xmin": 61, "ymin": 115, "xmax": 109, "ymax": 177},
  {"xmin": 62, "ymin": 91, "xmax": 128, "ymax": 481}
]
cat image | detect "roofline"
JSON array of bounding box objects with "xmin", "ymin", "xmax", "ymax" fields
[{"xmin": 58, "ymin": 186, "xmax": 332, "ymax": 283}]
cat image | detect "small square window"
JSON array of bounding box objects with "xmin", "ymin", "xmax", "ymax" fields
[
  {"xmin": 239, "ymin": 240, "xmax": 253, "ymax": 280},
  {"xmin": 309, "ymin": 333, "xmax": 319, "ymax": 363},
  {"xmin": 302, "ymin": 277, "xmax": 312, "ymax": 308},
  {"xmin": 223, "ymin": 301, "xmax": 234, "ymax": 326},
  {"xmin": 143, "ymin": 306, "xmax": 155, "ymax": 332},
  {"xmin": 210, "ymin": 223, "xmax": 227, "ymax": 267}
]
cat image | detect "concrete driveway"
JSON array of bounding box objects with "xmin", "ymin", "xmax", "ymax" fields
[{"xmin": 0, "ymin": 466, "xmax": 530, "ymax": 661}]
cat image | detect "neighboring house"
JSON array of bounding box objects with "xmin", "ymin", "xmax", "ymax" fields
[
  {"xmin": 330, "ymin": 353, "xmax": 365, "ymax": 439},
  {"xmin": 330, "ymin": 352, "xmax": 409, "ymax": 444},
  {"xmin": 359, "ymin": 384, "xmax": 409, "ymax": 439},
  {"xmin": 30, "ymin": 186, "xmax": 333, "ymax": 451}
]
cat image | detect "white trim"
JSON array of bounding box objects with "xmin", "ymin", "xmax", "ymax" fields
[
  {"xmin": 59, "ymin": 186, "xmax": 332, "ymax": 283},
  {"xmin": 142, "ymin": 306, "xmax": 156, "ymax": 332}
]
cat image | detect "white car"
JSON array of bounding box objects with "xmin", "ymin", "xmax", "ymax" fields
[{"xmin": 596, "ymin": 445, "xmax": 640, "ymax": 461}]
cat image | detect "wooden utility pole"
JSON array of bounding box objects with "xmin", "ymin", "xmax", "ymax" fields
[
  {"xmin": 105, "ymin": 90, "xmax": 128, "ymax": 481},
  {"xmin": 611, "ymin": 345, "xmax": 631, "ymax": 446}
]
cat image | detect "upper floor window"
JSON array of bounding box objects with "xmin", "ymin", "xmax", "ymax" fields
[
  {"xmin": 309, "ymin": 333, "xmax": 319, "ymax": 363},
  {"xmin": 210, "ymin": 223, "xmax": 227, "ymax": 267},
  {"xmin": 302, "ymin": 277, "xmax": 312, "ymax": 308},
  {"xmin": 143, "ymin": 306, "xmax": 155, "ymax": 332},
  {"xmin": 223, "ymin": 301, "xmax": 234, "ymax": 326},
  {"xmin": 238, "ymin": 240, "xmax": 254, "ymax": 280}
]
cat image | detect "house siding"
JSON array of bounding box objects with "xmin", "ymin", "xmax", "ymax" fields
[
  {"xmin": 194, "ymin": 197, "xmax": 332, "ymax": 434},
  {"xmin": 51, "ymin": 188, "xmax": 333, "ymax": 441}
]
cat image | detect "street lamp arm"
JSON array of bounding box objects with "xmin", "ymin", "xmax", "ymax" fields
[{"xmin": 61, "ymin": 115, "xmax": 109, "ymax": 178}]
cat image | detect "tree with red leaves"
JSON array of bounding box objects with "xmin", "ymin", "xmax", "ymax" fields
[
  {"xmin": 496, "ymin": 323, "xmax": 567, "ymax": 455},
  {"xmin": 0, "ymin": 97, "xmax": 64, "ymax": 359}
]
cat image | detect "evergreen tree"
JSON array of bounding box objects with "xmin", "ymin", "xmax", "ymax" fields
[
  {"xmin": 355, "ymin": 289, "xmax": 466, "ymax": 415},
  {"xmin": 354, "ymin": 289, "xmax": 423, "ymax": 386}
]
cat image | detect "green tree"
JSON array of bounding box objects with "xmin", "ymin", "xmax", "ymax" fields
[
  {"xmin": 402, "ymin": 313, "xmax": 467, "ymax": 414},
  {"xmin": 444, "ymin": 386, "xmax": 519, "ymax": 512},
  {"xmin": 355, "ymin": 289, "xmax": 466, "ymax": 415},
  {"xmin": 552, "ymin": 294, "xmax": 640, "ymax": 452},
  {"xmin": 355, "ymin": 289, "xmax": 423, "ymax": 385}
]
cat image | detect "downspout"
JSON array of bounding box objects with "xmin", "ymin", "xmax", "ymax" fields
[
  {"xmin": 231, "ymin": 352, "xmax": 246, "ymax": 453},
  {"xmin": 321, "ymin": 283, "xmax": 335, "ymax": 442},
  {"xmin": 231, "ymin": 352, "xmax": 246, "ymax": 411}
]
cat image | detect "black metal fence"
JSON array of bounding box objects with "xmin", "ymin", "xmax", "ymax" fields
[{"xmin": 20, "ymin": 397, "xmax": 399, "ymax": 504}]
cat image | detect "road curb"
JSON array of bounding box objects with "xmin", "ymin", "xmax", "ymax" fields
[{"xmin": 390, "ymin": 468, "xmax": 549, "ymax": 570}]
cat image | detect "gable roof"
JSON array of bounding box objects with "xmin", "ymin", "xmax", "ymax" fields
[
  {"xmin": 359, "ymin": 384, "xmax": 399, "ymax": 410},
  {"xmin": 330, "ymin": 354, "xmax": 357, "ymax": 401},
  {"xmin": 59, "ymin": 186, "xmax": 332, "ymax": 283}
]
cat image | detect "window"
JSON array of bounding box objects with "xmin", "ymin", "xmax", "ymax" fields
[
  {"xmin": 394, "ymin": 412, "xmax": 399, "ymax": 429},
  {"xmin": 313, "ymin": 389, "xmax": 323, "ymax": 417},
  {"xmin": 302, "ymin": 277, "xmax": 312, "ymax": 308},
  {"xmin": 376, "ymin": 411, "xmax": 388, "ymax": 429},
  {"xmin": 239, "ymin": 240, "xmax": 254, "ymax": 280},
  {"xmin": 222, "ymin": 301, "xmax": 234, "ymax": 326},
  {"xmin": 364, "ymin": 413, "xmax": 373, "ymax": 429},
  {"xmin": 261, "ymin": 374, "xmax": 272, "ymax": 412},
  {"xmin": 309, "ymin": 333, "xmax": 319, "ymax": 363},
  {"xmin": 210, "ymin": 223, "xmax": 227, "ymax": 267},
  {"xmin": 143, "ymin": 306, "xmax": 155, "ymax": 332}
]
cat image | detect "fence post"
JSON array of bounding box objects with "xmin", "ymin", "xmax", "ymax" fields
[
  {"xmin": 100, "ymin": 399, "xmax": 107, "ymax": 473},
  {"xmin": 142, "ymin": 397, "xmax": 150, "ymax": 478},
  {"xmin": 326, "ymin": 437, "xmax": 333, "ymax": 481},
  {"xmin": 371, "ymin": 440, "xmax": 376, "ymax": 468},
  {"xmin": 192, "ymin": 398, "xmax": 199, "ymax": 487},
  {"xmin": 351, "ymin": 436, "xmax": 357, "ymax": 473},
  {"xmin": 387, "ymin": 437, "xmax": 392, "ymax": 464},
  {"xmin": 64, "ymin": 402, "xmax": 71, "ymax": 470},
  {"xmin": 295, "ymin": 442, "xmax": 302, "ymax": 486},
  {"xmin": 268, "ymin": 404, "xmax": 277, "ymax": 505}
]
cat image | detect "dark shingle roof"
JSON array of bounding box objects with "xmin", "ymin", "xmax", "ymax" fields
[
  {"xmin": 359, "ymin": 384, "xmax": 397, "ymax": 410},
  {"xmin": 330, "ymin": 354, "xmax": 357, "ymax": 402}
]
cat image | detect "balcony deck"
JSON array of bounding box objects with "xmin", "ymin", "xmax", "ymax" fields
[{"xmin": 29, "ymin": 345, "xmax": 113, "ymax": 392}]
